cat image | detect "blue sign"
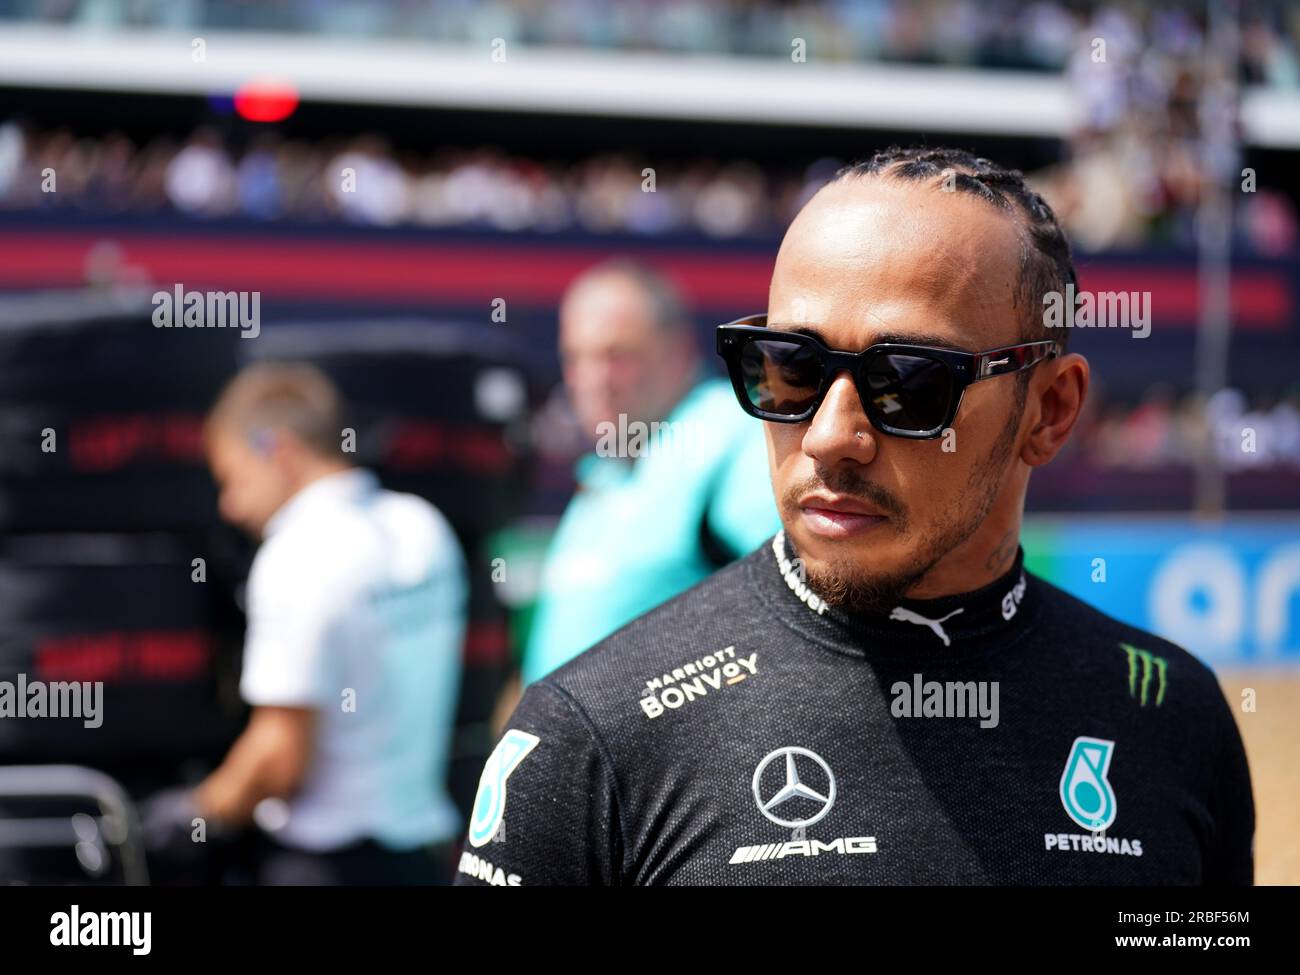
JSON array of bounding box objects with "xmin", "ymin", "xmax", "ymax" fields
[{"xmin": 1024, "ymin": 517, "xmax": 1300, "ymax": 667}]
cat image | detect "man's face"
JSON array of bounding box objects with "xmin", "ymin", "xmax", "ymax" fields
[
  {"xmin": 766, "ymin": 177, "xmax": 1030, "ymax": 610},
  {"xmin": 207, "ymin": 427, "xmax": 297, "ymax": 539},
  {"xmin": 559, "ymin": 275, "xmax": 688, "ymax": 440}
]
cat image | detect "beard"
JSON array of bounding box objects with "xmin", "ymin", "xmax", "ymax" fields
[{"xmin": 780, "ymin": 401, "xmax": 1023, "ymax": 615}]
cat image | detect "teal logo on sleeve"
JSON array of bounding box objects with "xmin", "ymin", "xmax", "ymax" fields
[
  {"xmin": 1058, "ymin": 736, "xmax": 1117, "ymax": 831},
  {"xmin": 468, "ymin": 729, "xmax": 540, "ymax": 848}
]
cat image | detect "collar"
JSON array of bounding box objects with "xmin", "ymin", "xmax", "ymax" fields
[
  {"xmin": 263, "ymin": 467, "xmax": 378, "ymax": 538},
  {"xmin": 753, "ymin": 529, "xmax": 1040, "ymax": 658}
]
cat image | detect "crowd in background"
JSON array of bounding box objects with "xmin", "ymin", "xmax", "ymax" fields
[
  {"xmin": 4, "ymin": 1, "xmax": 1300, "ymax": 252},
  {"xmin": 1080, "ymin": 387, "xmax": 1300, "ymax": 471},
  {"xmin": 1030, "ymin": 3, "xmax": 1299, "ymax": 253},
  {"xmin": 0, "ymin": 125, "xmax": 810, "ymax": 238},
  {"xmin": 1, "ymin": 122, "xmax": 1296, "ymax": 254},
  {"xmin": 4, "ymin": 0, "xmax": 1298, "ymax": 88}
]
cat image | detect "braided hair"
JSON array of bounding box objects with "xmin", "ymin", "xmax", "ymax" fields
[{"xmin": 831, "ymin": 147, "xmax": 1076, "ymax": 355}]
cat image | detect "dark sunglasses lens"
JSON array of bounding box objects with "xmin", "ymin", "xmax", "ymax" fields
[
  {"xmin": 738, "ymin": 337, "xmax": 823, "ymax": 417},
  {"xmin": 863, "ymin": 353, "xmax": 953, "ymax": 433}
]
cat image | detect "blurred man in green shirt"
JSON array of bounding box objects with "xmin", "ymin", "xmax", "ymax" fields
[{"xmin": 517, "ymin": 260, "xmax": 779, "ymax": 693}]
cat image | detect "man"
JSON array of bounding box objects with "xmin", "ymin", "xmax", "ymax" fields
[
  {"xmin": 455, "ymin": 148, "xmax": 1253, "ymax": 886},
  {"xmin": 518, "ymin": 259, "xmax": 780, "ymax": 687},
  {"xmin": 194, "ymin": 362, "xmax": 467, "ymax": 884}
]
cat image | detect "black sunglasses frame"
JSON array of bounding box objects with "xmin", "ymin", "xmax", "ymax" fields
[{"xmin": 716, "ymin": 314, "xmax": 1060, "ymax": 440}]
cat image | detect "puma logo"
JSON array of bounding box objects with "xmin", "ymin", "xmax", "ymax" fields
[{"xmin": 889, "ymin": 607, "xmax": 964, "ymax": 646}]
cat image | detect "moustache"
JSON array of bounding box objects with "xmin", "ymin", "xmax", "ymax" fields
[{"xmin": 781, "ymin": 470, "xmax": 907, "ymax": 523}]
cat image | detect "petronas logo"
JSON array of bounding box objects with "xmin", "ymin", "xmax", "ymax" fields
[
  {"xmin": 1059, "ymin": 736, "xmax": 1117, "ymax": 831},
  {"xmin": 1120, "ymin": 643, "xmax": 1167, "ymax": 707}
]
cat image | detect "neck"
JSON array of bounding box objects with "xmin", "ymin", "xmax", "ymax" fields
[{"xmin": 292, "ymin": 458, "xmax": 354, "ymax": 494}]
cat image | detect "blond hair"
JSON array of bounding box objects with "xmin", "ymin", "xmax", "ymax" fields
[{"xmin": 207, "ymin": 361, "xmax": 345, "ymax": 459}]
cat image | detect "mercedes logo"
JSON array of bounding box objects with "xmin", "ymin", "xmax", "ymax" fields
[{"xmin": 751, "ymin": 746, "xmax": 836, "ymax": 828}]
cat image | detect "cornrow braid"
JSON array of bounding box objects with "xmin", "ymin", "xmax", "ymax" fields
[{"xmin": 832, "ymin": 147, "xmax": 1076, "ymax": 355}]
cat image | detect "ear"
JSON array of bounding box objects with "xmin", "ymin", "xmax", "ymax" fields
[
  {"xmin": 1020, "ymin": 352, "xmax": 1089, "ymax": 467},
  {"xmin": 248, "ymin": 427, "xmax": 277, "ymax": 459}
]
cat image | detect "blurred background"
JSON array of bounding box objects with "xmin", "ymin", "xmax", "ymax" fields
[{"xmin": 0, "ymin": 0, "xmax": 1296, "ymax": 884}]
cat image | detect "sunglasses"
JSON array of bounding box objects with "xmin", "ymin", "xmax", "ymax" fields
[{"xmin": 716, "ymin": 315, "xmax": 1059, "ymax": 440}]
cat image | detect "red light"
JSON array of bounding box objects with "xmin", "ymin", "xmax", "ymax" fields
[{"xmin": 234, "ymin": 79, "xmax": 299, "ymax": 122}]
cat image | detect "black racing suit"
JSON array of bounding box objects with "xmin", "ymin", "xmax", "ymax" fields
[{"xmin": 455, "ymin": 534, "xmax": 1254, "ymax": 885}]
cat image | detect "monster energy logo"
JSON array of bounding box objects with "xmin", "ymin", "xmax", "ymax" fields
[{"xmin": 1120, "ymin": 643, "xmax": 1167, "ymax": 707}]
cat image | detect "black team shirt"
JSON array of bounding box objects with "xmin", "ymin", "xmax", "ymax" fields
[{"xmin": 455, "ymin": 532, "xmax": 1254, "ymax": 886}]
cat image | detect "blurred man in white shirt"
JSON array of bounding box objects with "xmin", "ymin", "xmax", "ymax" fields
[{"xmin": 194, "ymin": 362, "xmax": 467, "ymax": 884}]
